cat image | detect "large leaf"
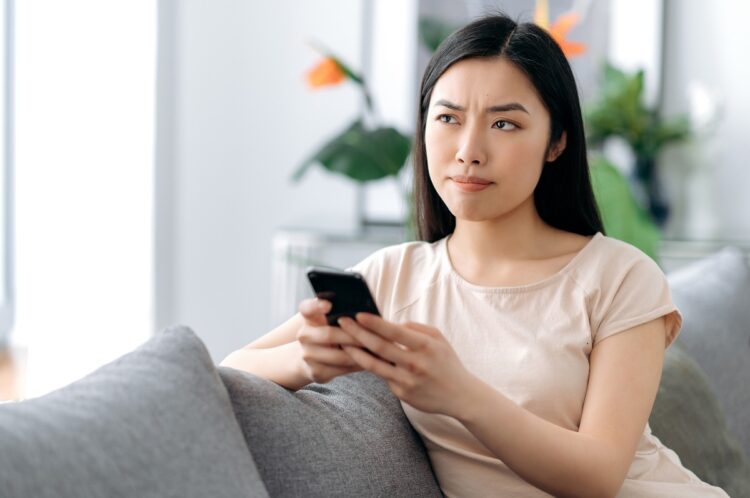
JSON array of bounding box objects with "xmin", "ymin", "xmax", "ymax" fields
[
  {"xmin": 589, "ymin": 155, "xmax": 662, "ymax": 263},
  {"xmin": 292, "ymin": 119, "xmax": 411, "ymax": 183}
]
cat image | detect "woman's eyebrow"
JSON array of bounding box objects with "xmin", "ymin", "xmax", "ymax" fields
[{"xmin": 433, "ymin": 99, "xmax": 529, "ymax": 114}]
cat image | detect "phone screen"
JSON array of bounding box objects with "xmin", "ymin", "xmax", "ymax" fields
[{"xmin": 306, "ymin": 267, "xmax": 381, "ymax": 326}]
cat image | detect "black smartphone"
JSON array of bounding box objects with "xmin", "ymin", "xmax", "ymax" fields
[{"xmin": 306, "ymin": 266, "xmax": 381, "ymax": 327}]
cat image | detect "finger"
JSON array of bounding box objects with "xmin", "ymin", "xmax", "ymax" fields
[
  {"xmin": 353, "ymin": 313, "xmax": 431, "ymax": 350},
  {"xmin": 339, "ymin": 317, "xmax": 415, "ymax": 367},
  {"xmin": 403, "ymin": 321, "xmax": 441, "ymax": 338},
  {"xmin": 302, "ymin": 344, "xmax": 360, "ymax": 368},
  {"xmin": 298, "ymin": 298, "xmax": 332, "ymax": 326},
  {"xmin": 298, "ymin": 325, "xmax": 364, "ymax": 347},
  {"xmin": 342, "ymin": 345, "xmax": 404, "ymax": 383}
]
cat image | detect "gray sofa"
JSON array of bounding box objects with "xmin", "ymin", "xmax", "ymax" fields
[{"xmin": 1, "ymin": 247, "xmax": 749, "ymax": 497}]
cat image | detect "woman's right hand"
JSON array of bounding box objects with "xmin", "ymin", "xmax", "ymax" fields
[{"xmin": 296, "ymin": 298, "xmax": 365, "ymax": 384}]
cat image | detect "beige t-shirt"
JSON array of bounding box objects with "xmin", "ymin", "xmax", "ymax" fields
[{"xmin": 348, "ymin": 232, "xmax": 728, "ymax": 497}]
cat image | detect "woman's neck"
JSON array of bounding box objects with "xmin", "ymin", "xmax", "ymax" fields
[{"xmin": 449, "ymin": 204, "xmax": 552, "ymax": 266}]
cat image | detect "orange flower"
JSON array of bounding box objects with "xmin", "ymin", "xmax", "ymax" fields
[
  {"xmin": 534, "ymin": 0, "xmax": 586, "ymax": 59},
  {"xmin": 306, "ymin": 57, "xmax": 346, "ymax": 89},
  {"xmin": 548, "ymin": 12, "xmax": 586, "ymax": 57}
]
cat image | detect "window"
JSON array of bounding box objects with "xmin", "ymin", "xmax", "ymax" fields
[
  {"xmin": 0, "ymin": 0, "xmax": 12, "ymax": 349},
  {"xmin": 14, "ymin": 1, "xmax": 156, "ymax": 398}
]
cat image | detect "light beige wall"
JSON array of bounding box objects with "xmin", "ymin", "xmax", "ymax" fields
[{"xmin": 158, "ymin": 0, "xmax": 367, "ymax": 361}]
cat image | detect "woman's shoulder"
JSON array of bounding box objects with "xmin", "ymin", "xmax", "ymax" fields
[
  {"xmin": 578, "ymin": 232, "xmax": 658, "ymax": 268},
  {"xmin": 562, "ymin": 232, "xmax": 664, "ymax": 291},
  {"xmin": 348, "ymin": 237, "xmax": 445, "ymax": 274},
  {"xmin": 579, "ymin": 234, "xmax": 681, "ymax": 346},
  {"xmin": 568, "ymin": 232, "xmax": 668, "ymax": 297}
]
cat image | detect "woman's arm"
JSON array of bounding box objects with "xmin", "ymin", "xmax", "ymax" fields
[
  {"xmin": 219, "ymin": 312, "xmax": 311, "ymax": 390},
  {"xmin": 454, "ymin": 316, "xmax": 666, "ymax": 498},
  {"xmin": 338, "ymin": 313, "xmax": 667, "ymax": 498},
  {"xmin": 220, "ymin": 299, "xmax": 366, "ymax": 390}
]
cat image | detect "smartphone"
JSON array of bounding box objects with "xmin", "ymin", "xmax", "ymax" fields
[{"xmin": 306, "ymin": 266, "xmax": 381, "ymax": 327}]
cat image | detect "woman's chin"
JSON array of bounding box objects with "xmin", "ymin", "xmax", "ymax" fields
[{"xmin": 448, "ymin": 206, "xmax": 496, "ymax": 222}]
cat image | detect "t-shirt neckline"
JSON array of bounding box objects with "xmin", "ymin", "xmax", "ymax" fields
[{"xmin": 442, "ymin": 232, "xmax": 603, "ymax": 293}]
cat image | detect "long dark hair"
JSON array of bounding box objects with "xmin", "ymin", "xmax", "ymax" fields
[{"xmin": 412, "ymin": 13, "xmax": 604, "ymax": 242}]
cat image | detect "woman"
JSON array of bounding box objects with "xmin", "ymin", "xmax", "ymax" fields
[{"xmin": 221, "ymin": 14, "xmax": 728, "ymax": 497}]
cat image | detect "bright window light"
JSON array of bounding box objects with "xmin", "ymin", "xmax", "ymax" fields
[{"xmin": 14, "ymin": 0, "xmax": 155, "ymax": 398}]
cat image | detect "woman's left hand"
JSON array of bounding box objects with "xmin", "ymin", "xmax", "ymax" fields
[{"xmin": 337, "ymin": 313, "xmax": 476, "ymax": 418}]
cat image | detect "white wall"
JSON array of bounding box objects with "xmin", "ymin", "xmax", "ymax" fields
[
  {"xmin": 158, "ymin": 1, "xmax": 369, "ymax": 361},
  {"xmin": 607, "ymin": 0, "xmax": 663, "ymax": 106},
  {"xmin": 660, "ymin": 0, "xmax": 750, "ymax": 241}
]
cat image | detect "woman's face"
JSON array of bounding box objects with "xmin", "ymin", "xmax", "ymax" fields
[{"xmin": 424, "ymin": 56, "xmax": 564, "ymax": 223}]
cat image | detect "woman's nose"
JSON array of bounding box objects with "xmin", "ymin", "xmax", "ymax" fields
[{"xmin": 454, "ymin": 127, "xmax": 487, "ymax": 166}]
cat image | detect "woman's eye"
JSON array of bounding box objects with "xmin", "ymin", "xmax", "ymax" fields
[
  {"xmin": 437, "ymin": 114, "xmax": 457, "ymax": 124},
  {"xmin": 493, "ymin": 120, "xmax": 517, "ymax": 130}
]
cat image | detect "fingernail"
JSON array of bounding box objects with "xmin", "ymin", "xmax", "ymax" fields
[{"xmin": 318, "ymin": 300, "xmax": 329, "ymax": 311}]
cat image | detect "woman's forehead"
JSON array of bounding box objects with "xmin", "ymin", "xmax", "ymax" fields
[{"xmin": 431, "ymin": 57, "xmax": 543, "ymax": 111}]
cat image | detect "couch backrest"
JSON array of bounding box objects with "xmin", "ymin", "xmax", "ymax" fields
[
  {"xmin": 0, "ymin": 326, "xmax": 269, "ymax": 498},
  {"xmin": 667, "ymin": 246, "xmax": 750, "ymax": 458},
  {"xmin": 218, "ymin": 367, "xmax": 444, "ymax": 498}
]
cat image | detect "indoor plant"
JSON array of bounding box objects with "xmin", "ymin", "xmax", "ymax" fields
[
  {"xmin": 584, "ymin": 63, "xmax": 692, "ymax": 228},
  {"xmin": 292, "ymin": 42, "xmax": 414, "ymax": 237}
]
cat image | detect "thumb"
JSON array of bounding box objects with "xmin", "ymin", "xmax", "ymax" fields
[{"xmin": 299, "ymin": 298, "xmax": 332, "ymax": 326}]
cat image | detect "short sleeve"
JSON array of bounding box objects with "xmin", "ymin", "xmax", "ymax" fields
[
  {"xmin": 345, "ymin": 250, "xmax": 381, "ymax": 282},
  {"xmin": 592, "ymin": 256, "xmax": 683, "ymax": 348}
]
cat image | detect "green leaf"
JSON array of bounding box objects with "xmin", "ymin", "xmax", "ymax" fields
[
  {"xmin": 330, "ymin": 56, "xmax": 364, "ymax": 86},
  {"xmin": 653, "ymin": 116, "xmax": 692, "ymax": 148},
  {"xmin": 585, "ymin": 63, "xmax": 639, "ymax": 146},
  {"xmin": 589, "ymin": 155, "xmax": 662, "ymax": 263},
  {"xmin": 602, "ymin": 62, "xmax": 628, "ymax": 97},
  {"xmin": 419, "ymin": 17, "xmax": 458, "ymax": 52},
  {"xmin": 584, "ymin": 62, "xmax": 691, "ymax": 160},
  {"xmin": 291, "ymin": 120, "xmax": 411, "ymax": 183}
]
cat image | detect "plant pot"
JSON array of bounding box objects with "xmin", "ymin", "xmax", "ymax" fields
[{"xmin": 633, "ymin": 155, "xmax": 671, "ymax": 228}]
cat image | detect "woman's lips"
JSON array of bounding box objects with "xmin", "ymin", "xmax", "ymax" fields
[{"xmin": 451, "ymin": 178, "xmax": 493, "ymax": 192}]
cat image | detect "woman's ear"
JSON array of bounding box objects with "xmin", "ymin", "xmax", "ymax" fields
[{"xmin": 546, "ymin": 130, "xmax": 567, "ymax": 162}]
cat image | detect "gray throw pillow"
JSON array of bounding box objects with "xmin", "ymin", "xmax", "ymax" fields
[
  {"xmin": 218, "ymin": 367, "xmax": 443, "ymax": 498},
  {"xmin": 0, "ymin": 325, "xmax": 269, "ymax": 498},
  {"xmin": 667, "ymin": 246, "xmax": 750, "ymax": 457},
  {"xmin": 650, "ymin": 345, "xmax": 750, "ymax": 497}
]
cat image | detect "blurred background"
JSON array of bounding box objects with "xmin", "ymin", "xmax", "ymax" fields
[{"xmin": 1, "ymin": 0, "xmax": 749, "ymax": 400}]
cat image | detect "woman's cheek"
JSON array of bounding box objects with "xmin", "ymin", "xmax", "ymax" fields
[
  {"xmin": 425, "ymin": 129, "xmax": 454, "ymax": 182},
  {"xmin": 425, "ymin": 127, "xmax": 447, "ymax": 160}
]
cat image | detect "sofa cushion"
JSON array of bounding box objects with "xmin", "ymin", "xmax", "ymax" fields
[
  {"xmin": 667, "ymin": 246, "xmax": 750, "ymax": 457},
  {"xmin": 0, "ymin": 325, "xmax": 269, "ymax": 498},
  {"xmin": 650, "ymin": 344, "xmax": 750, "ymax": 497},
  {"xmin": 218, "ymin": 367, "xmax": 443, "ymax": 498}
]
